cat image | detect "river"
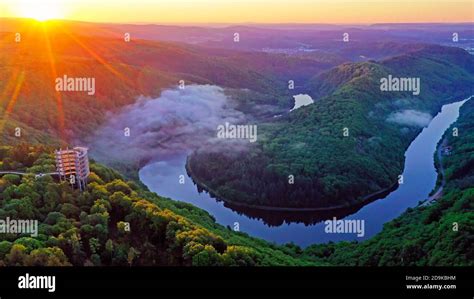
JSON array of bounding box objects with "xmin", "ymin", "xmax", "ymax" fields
[{"xmin": 139, "ymin": 98, "xmax": 468, "ymax": 247}]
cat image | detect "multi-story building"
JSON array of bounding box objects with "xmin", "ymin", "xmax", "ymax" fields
[{"xmin": 55, "ymin": 147, "xmax": 90, "ymax": 191}]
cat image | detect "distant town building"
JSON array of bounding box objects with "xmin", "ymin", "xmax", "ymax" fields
[{"xmin": 55, "ymin": 147, "xmax": 90, "ymax": 191}]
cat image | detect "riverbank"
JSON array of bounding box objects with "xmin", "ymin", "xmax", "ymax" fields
[{"xmin": 422, "ymin": 138, "xmax": 447, "ymax": 206}]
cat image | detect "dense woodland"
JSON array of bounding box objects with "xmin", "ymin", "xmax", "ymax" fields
[
  {"xmin": 0, "ymin": 145, "xmax": 319, "ymax": 266},
  {"xmin": 189, "ymin": 46, "xmax": 474, "ymax": 208}
]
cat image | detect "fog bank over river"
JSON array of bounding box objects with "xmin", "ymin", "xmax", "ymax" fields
[{"xmin": 86, "ymin": 85, "xmax": 250, "ymax": 167}]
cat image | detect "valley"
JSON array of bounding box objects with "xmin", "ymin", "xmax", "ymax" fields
[{"xmin": 0, "ymin": 19, "xmax": 473, "ymax": 266}]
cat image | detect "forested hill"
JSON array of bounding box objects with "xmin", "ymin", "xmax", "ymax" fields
[
  {"xmin": 303, "ymin": 99, "xmax": 474, "ymax": 266},
  {"xmin": 305, "ymin": 44, "xmax": 474, "ymax": 101},
  {"xmin": 0, "ymin": 145, "xmax": 318, "ymax": 266},
  {"xmin": 189, "ymin": 45, "xmax": 474, "ymax": 209}
]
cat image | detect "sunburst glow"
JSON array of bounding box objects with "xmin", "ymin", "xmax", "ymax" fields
[
  {"xmin": 16, "ymin": 0, "xmax": 65, "ymax": 21},
  {"xmin": 1, "ymin": 0, "xmax": 472, "ymax": 23}
]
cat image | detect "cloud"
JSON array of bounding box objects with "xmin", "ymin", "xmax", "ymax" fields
[
  {"xmin": 85, "ymin": 85, "xmax": 251, "ymax": 167},
  {"xmin": 386, "ymin": 109, "xmax": 432, "ymax": 127}
]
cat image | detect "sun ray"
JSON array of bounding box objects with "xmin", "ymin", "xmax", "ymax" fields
[
  {"xmin": 0, "ymin": 23, "xmax": 35, "ymax": 137},
  {"xmin": 0, "ymin": 69, "xmax": 22, "ymax": 105},
  {"xmin": 60, "ymin": 29, "xmax": 134, "ymax": 87},
  {"xmin": 41, "ymin": 23, "xmax": 66, "ymax": 140},
  {"xmin": 0, "ymin": 22, "xmax": 37, "ymax": 99},
  {"xmin": 4, "ymin": 71, "xmax": 25, "ymax": 115},
  {"xmin": 0, "ymin": 70, "xmax": 25, "ymax": 136}
]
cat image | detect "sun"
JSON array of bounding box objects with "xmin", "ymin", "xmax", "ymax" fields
[{"xmin": 16, "ymin": 0, "xmax": 65, "ymax": 21}]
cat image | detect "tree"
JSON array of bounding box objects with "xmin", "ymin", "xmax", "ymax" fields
[
  {"xmin": 5, "ymin": 244, "xmax": 27, "ymax": 266},
  {"xmin": 0, "ymin": 241, "xmax": 12, "ymax": 259},
  {"xmin": 2, "ymin": 174, "xmax": 21, "ymax": 185},
  {"xmin": 191, "ymin": 245, "xmax": 222, "ymax": 266},
  {"xmin": 89, "ymin": 237, "xmax": 100, "ymax": 254},
  {"xmin": 106, "ymin": 180, "xmax": 133, "ymax": 196},
  {"xmin": 127, "ymin": 247, "xmax": 140, "ymax": 266},
  {"xmin": 24, "ymin": 247, "xmax": 71, "ymax": 266},
  {"xmin": 14, "ymin": 237, "xmax": 43, "ymax": 253}
]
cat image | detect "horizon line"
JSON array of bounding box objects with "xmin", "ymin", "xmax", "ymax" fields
[{"xmin": 1, "ymin": 17, "xmax": 474, "ymax": 27}]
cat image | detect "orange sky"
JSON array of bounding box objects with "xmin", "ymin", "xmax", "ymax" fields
[{"xmin": 0, "ymin": 0, "xmax": 473, "ymax": 24}]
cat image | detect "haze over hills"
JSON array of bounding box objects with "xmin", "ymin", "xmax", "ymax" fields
[
  {"xmin": 2, "ymin": 18, "xmax": 472, "ymax": 52},
  {"xmin": 1, "ymin": 19, "xmax": 472, "ymax": 144},
  {"xmin": 1, "ymin": 17, "xmax": 473, "ymax": 267},
  {"xmin": 0, "ymin": 20, "xmax": 303, "ymax": 142}
]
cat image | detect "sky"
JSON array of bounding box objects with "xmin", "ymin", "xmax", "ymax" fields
[{"xmin": 0, "ymin": 0, "xmax": 472, "ymax": 24}]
